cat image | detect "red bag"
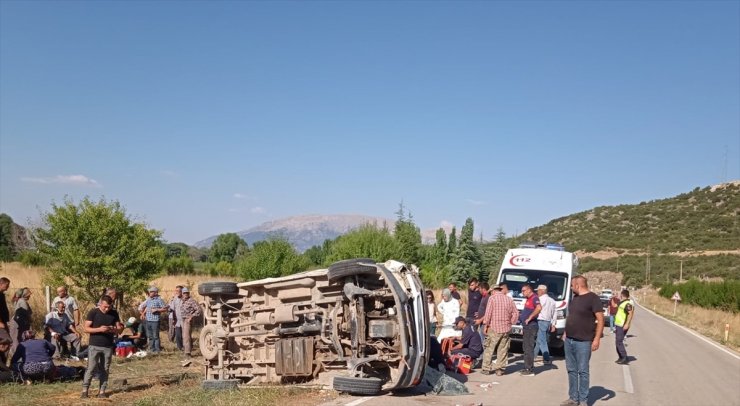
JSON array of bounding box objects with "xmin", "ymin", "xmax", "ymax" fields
[{"xmin": 446, "ymin": 353, "xmax": 473, "ymax": 375}]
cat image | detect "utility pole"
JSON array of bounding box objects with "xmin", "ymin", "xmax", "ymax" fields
[{"xmin": 679, "ymin": 260, "xmax": 683, "ymax": 283}]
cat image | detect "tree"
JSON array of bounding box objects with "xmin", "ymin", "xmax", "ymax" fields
[
  {"xmin": 237, "ymin": 238, "xmax": 308, "ymax": 280},
  {"xmin": 165, "ymin": 242, "xmax": 190, "ymax": 258},
  {"xmin": 449, "ymin": 218, "xmax": 483, "ymax": 284},
  {"xmin": 34, "ymin": 197, "xmax": 165, "ymax": 304},
  {"xmin": 326, "ymin": 224, "xmax": 400, "ymax": 264},
  {"xmin": 0, "ymin": 213, "xmax": 14, "ymax": 261},
  {"xmin": 209, "ymin": 233, "xmax": 249, "ymax": 263},
  {"xmin": 394, "ymin": 202, "xmax": 422, "ymax": 265},
  {"xmin": 482, "ymin": 227, "xmax": 508, "ymax": 285},
  {"xmin": 433, "ymin": 227, "xmax": 448, "ymax": 266},
  {"xmin": 447, "ymin": 227, "xmax": 457, "ymax": 259}
]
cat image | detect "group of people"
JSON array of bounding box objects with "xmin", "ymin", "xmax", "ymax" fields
[
  {"xmin": 427, "ymin": 276, "xmax": 636, "ymax": 406},
  {"xmin": 0, "ymin": 278, "xmax": 203, "ymax": 399}
]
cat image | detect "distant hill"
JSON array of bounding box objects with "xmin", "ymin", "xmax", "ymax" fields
[
  {"xmin": 516, "ymin": 181, "xmax": 740, "ymax": 253},
  {"xmin": 0, "ymin": 213, "xmax": 33, "ymax": 259},
  {"xmin": 195, "ymin": 214, "xmax": 395, "ymax": 252}
]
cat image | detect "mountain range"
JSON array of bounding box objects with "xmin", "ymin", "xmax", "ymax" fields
[{"xmin": 194, "ymin": 214, "xmax": 453, "ymax": 252}]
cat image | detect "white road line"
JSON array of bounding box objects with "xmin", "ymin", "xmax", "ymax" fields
[
  {"xmin": 345, "ymin": 397, "xmax": 372, "ymax": 406},
  {"xmin": 637, "ymin": 303, "xmax": 740, "ymax": 361},
  {"xmin": 622, "ymin": 365, "xmax": 634, "ymax": 394}
]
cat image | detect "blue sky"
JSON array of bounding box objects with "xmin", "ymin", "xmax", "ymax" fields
[{"xmin": 1, "ymin": 1, "xmax": 738, "ymax": 245}]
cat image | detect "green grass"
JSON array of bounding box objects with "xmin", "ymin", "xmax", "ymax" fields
[{"xmin": 0, "ymin": 352, "xmax": 330, "ymax": 406}]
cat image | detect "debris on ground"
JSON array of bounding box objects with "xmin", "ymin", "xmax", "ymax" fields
[{"xmin": 420, "ymin": 366, "xmax": 470, "ymax": 396}]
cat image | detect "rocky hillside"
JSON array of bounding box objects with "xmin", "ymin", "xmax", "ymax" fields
[{"xmin": 517, "ymin": 181, "xmax": 740, "ymax": 253}]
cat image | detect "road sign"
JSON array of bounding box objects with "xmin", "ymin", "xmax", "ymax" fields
[{"xmin": 671, "ymin": 291, "xmax": 682, "ymax": 301}]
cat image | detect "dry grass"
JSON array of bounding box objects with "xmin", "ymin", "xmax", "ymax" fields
[{"xmin": 637, "ymin": 288, "xmax": 740, "ymax": 351}]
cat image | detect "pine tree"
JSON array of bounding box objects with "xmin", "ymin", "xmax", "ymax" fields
[
  {"xmin": 434, "ymin": 227, "xmax": 447, "ymax": 266},
  {"xmin": 447, "ymin": 226, "xmax": 457, "ymax": 259},
  {"xmin": 394, "ymin": 201, "xmax": 422, "ymax": 265},
  {"xmin": 482, "ymin": 227, "xmax": 508, "ymax": 285},
  {"xmin": 449, "ymin": 218, "xmax": 484, "ymax": 284}
]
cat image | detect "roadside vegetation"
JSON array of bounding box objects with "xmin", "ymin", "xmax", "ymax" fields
[
  {"xmin": 655, "ymin": 279, "xmax": 739, "ymax": 313},
  {"xmin": 638, "ymin": 289, "xmax": 740, "ymax": 351}
]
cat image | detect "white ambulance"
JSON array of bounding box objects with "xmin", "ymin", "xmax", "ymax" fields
[{"xmin": 495, "ymin": 242, "xmax": 579, "ymax": 351}]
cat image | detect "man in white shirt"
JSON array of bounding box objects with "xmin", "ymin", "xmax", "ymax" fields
[
  {"xmin": 437, "ymin": 289, "xmax": 461, "ymax": 340},
  {"xmin": 52, "ymin": 286, "xmax": 81, "ymax": 327},
  {"xmin": 534, "ymin": 284, "xmax": 557, "ymax": 364}
]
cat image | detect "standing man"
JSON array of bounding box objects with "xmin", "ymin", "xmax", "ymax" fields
[
  {"xmin": 561, "ymin": 276, "xmax": 605, "ymax": 406},
  {"xmin": 138, "ymin": 287, "xmax": 168, "ymax": 354},
  {"xmin": 179, "ymin": 287, "xmax": 202, "ymax": 357},
  {"xmin": 52, "ymin": 286, "xmax": 81, "ymax": 328},
  {"xmin": 448, "ymin": 282, "xmax": 464, "ymax": 310},
  {"xmin": 436, "ymin": 289, "xmax": 461, "ymax": 340},
  {"xmin": 614, "ymin": 290, "xmax": 635, "ymax": 364},
  {"xmin": 466, "ymin": 278, "xmax": 482, "ymax": 323},
  {"xmin": 81, "ymin": 295, "xmax": 123, "ymax": 399},
  {"xmin": 0, "ymin": 278, "xmax": 9, "ymax": 334},
  {"xmin": 168, "ymin": 286, "xmax": 184, "ymax": 351},
  {"xmin": 474, "ymin": 282, "xmax": 490, "ymax": 342},
  {"xmin": 0, "ymin": 277, "xmax": 10, "ymax": 365},
  {"xmin": 534, "ymin": 284, "xmax": 557, "ymax": 365},
  {"xmin": 608, "ymin": 295, "xmax": 620, "ymax": 334},
  {"xmin": 519, "ymin": 284, "xmax": 542, "ymax": 376},
  {"xmin": 44, "ymin": 301, "xmax": 82, "ymax": 359},
  {"xmin": 480, "ymin": 283, "xmax": 519, "ymax": 376}
]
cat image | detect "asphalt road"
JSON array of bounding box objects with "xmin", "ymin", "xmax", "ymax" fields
[{"xmin": 321, "ymin": 304, "xmax": 740, "ymax": 406}]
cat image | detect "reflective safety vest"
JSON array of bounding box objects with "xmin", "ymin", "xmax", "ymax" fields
[{"xmin": 614, "ymin": 299, "xmax": 631, "ymax": 327}]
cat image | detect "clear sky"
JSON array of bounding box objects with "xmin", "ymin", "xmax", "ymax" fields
[{"xmin": 1, "ymin": 1, "xmax": 739, "ymax": 245}]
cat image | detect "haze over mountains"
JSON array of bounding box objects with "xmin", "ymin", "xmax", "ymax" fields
[
  {"xmin": 195, "ymin": 181, "xmax": 740, "ymax": 256},
  {"xmin": 195, "ymin": 214, "xmax": 453, "ymax": 252}
]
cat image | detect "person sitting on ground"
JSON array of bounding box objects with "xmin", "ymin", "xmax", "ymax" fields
[
  {"xmin": 448, "ymin": 316, "xmax": 483, "ymax": 360},
  {"xmin": 45, "ymin": 301, "xmax": 82, "ymax": 359},
  {"xmin": 428, "ymin": 335, "xmax": 446, "ymax": 371},
  {"xmin": 0, "ymin": 335, "xmax": 15, "ymax": 383},
  {"xmin": 121, "ymin": 317, "xmax": 147, "ymax": 350},
  {"xmin": 11, "ymin": 330, "xmax": 55, "ymax": 383}
]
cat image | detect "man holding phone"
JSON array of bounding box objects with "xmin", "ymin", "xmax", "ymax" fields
[{"xmin": 81, "ymin": 295, "xmax": 123, "ymax": 399}]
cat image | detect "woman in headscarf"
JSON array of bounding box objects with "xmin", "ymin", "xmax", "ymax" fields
[
  {"xmin": 10, "ymin": 330, "xmax": 55, "ymax": 383},
  {"xmin": 9, "ymin": 287, "xmax": 33, "ymax": 354}
]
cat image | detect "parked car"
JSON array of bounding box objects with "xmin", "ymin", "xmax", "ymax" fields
[{"xmin": 197, "ymin": 258, "xmax": 428, "ymax": 395}]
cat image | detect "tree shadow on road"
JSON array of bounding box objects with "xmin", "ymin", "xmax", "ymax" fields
[{"xmin": 587, "ymin": 386, "xmax": 616, "ymax": 405}]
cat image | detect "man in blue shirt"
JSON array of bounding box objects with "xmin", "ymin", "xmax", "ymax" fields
[
  {"xmin": 138, "ymin": 287, "xmax": 168, "ymax": 354},
  {"xmin": 449, "ymin": 316, "xmax": 483, "ymax": 359},
  {"xmin": 45, "ymin": 301, "xmax": 81, "ymax": 359}
]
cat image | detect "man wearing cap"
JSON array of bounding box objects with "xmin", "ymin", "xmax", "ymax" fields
[
  {"xmin": 138, "ymin": 287, "xmax": 168, "ymax": 354},
  {"xmin": 534, "ymin": 284, "xmax": 557, "ymax": 365},
  {"xmin": 122, "ymin": 317, "xmax": 147, "ymax": 350},
  {"xmin": 179, "ymin": 287, "xmax": 202, "ymax": 357},
  {"xmin": 448, "ymin": 316, "xmax": 483, "ymax": 360},
  {"xmin": 480, "ymin": 283, "xmax": 519, "ymax": 376}
]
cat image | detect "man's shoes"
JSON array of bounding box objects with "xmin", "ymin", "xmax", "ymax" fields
[
  {"xmin": 80, "ymin": 392, "xmax": 89, "ymax": 399},
  {"xmin": 543, "ymin": 360, "xmax": 552, "ymax": 365},
  {"xmin": 495, "ymin": 369, "xmax": 504, "ymax": 376},
  {"xmin": 70, "ymin": 356, "xmax": 80, "ymax": 361},
  {"xmin": 559, "ymin": 399, "xmax": 579, "ymax": 406},
  {"xmin": 520, "ymin": 369, "xmax": 535, "ymax": 376},
  {"xmin": 97, "ymin": 392, "xmax": 108, "ymax": 398},
  {"xmin": 480, "ymin": 370, "xmax": 493, "ymax": 375},
  {"xmin": 616, "ymin": 358, "xmax": 628, "ymax": 364}
]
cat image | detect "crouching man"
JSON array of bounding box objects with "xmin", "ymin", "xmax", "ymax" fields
[
  {"xmin": 45, "ymin": 301, "xmax": 81, "ymax": 359},
  {"xmin": 449, "ymin": 316, "xmax": 483, "ymax": 360}
]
